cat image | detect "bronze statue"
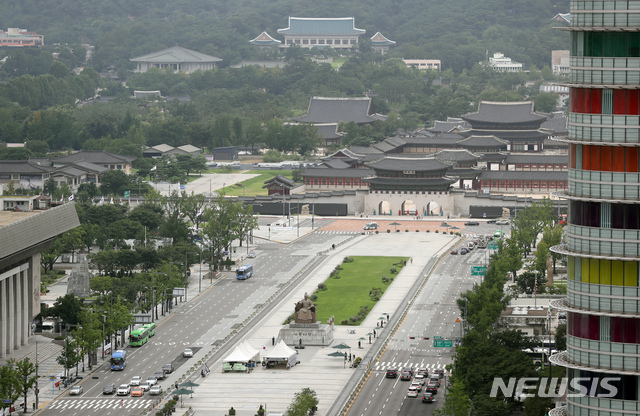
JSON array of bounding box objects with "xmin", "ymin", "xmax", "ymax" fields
[{"xmin": 294, "ymin": 293, "xmax": 317, "ymax": 323}]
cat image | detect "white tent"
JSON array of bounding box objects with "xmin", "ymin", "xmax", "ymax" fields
[
  {"xmin": 223, "ymin": 341, "xmax": 260, "ymax": 363},
  {"xmin": 263, "ymin": 340, "xmax": 298, "ymax": 367}
]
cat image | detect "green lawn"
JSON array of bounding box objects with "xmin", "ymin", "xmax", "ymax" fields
[
  {"xmin": 331, "ymin": 57, "xmax": 347, "ymax": 69},
  {"xmin": 314, "ymin": 256, "xmax": 408, "ymax": 325},
  {"xmin": 219, "ymin": 171, "xmax": 294, "ymax": 197}
]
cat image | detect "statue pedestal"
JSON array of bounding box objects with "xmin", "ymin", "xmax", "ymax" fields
[{"xmin": 278, "ymin": 322, "xmax": 334, "ymax": 347}]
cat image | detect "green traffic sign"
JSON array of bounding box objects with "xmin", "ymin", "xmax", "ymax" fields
[
  {"xmin": 124, "ymin": 190, "xmax": 130, "ymax": 198},
  {"xmin": 488, "ymin": 242, "xmax": 498, "ymax": 250},
  {"xmin": 433, "ymin": 336, "xmax": 442, "ymax": 340},
  {"xmin": 471, "ymin": 266, "xmax": 486, "ymax": 276},
  {"xmin": 434, "ymin": 340, "xmax": 453, "ymax": 348}
]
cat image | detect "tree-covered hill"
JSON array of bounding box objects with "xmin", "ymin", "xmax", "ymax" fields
[{"xmin": 1, "ymin": 0, "xmax": 569, "ymax": 73}]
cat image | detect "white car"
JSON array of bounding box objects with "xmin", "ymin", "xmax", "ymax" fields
[
  {"xmin": 183, "ymin": 348, "xmax": 193, "ymax": 358},
  {"xmin": 149, "ymin": 385, "xmax": 163, "ymax": 396},
  {"xmin": 69, "ymin": 385, "xmax": 83, "ymax": 396},
  {"xmin": 414, "ymin": 374, "xmax": 426, "ymax": 385},
  {"xmin": 496, "ymin": 219, "xmax": 510, "ymax": 225},
  {"xmin": 139, "ymin": 382, "xmax": 151, "ymax": 392},
  {"xmin": 116, "ymin": 384, "xmax": 131, "ymax": 396},
  {"xmin": 130, "ymin": 376, "xmax": 142, "ymax": 386},
  {"xmin": 407, "ymin": 385, "xmax": 419, "ymax": 398},
  {"xmin": 411, "ymin": 381, "xmax": 422, "ymax": 392},
  {"xmin": 146, "ymin": 376, "xmax": 157, "ymax": 386}
]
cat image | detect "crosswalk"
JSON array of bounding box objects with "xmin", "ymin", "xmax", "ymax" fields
[
  {"xmin": 49, "ymin": 399, "xmax": 154, "ymax": 410},
  {"xmin": 372, "ymin": 361, "xmax": 449, "ymax": 373}
]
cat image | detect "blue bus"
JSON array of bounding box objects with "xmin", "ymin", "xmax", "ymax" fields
[
  {"xmin": 236, "ymin": 265, "xmax": 254, "ymax": 280},
  {"xmin": 110, "ymin": 350, "xmax": 127, "ymax": 370}
]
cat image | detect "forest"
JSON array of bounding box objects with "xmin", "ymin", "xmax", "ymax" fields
[{"xmin": 0, "ymin": 0, "xmax": 568, "ymax": 158}]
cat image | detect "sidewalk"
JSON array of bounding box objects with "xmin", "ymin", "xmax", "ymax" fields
[
  {"xmin": 184, "ymin": 232, "xmax": 457, "ymax": 416},
  {"xmin": 0, "ymin": 267, "xmax": 218, "ymax": 414}
]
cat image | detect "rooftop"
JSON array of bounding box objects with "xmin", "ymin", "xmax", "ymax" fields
[
  {"xmin": 277, "ymin": 17, "xmax": 365, "ymax": 35},
  {"xmin": 131, "ymin": 46, "xmax": 222, "ymax": 64}
]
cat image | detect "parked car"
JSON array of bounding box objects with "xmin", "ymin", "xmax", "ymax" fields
[
  {"xmin": 363, "ymin": 222, "xmax": 378, "ymax": 230},
  {"xmin": 117, "ymin": 384, "xmax": 131, "ymax": 396},
  {"xmin": 464, "ymin": 221, "xmax": 479, "ymax": 226},
  {"xmin": 139, "ymin": 382, "xmax": 151, "ymax": 392},
  {"xmin": 130, "ymin": 376, "xmax": 142, "ymax": 386},
  {"xmin": 162, "ymin": 363, "xmax": 174, "ymax": 374},
  {"xmin": 69, "ymin": 385, "xmax": 83, "ymax": 396},
  {"xmin": 183, "ymin": 349, "xmax": 193, "ymax": 358},
  {"xmin": 145, "ymin": 377, "xmax": 157, "ymax": 386},
  {"xmin": 131, "ymin": 387, "xmax": 144, "ymax": 397},
  {"xmin": 386, "ymin": 368, "xmax": 398, "ymax": 378},
  {"xmin": 103, "ymin": 384, "xmax": 115, "ymax": 395},
  {"xmin": 149, "ymin": 385, "xmax": 163, "ymax": 396},
  {"xmin": 422, "ymin": 392, "xmax": 434, "ymax": 403}
]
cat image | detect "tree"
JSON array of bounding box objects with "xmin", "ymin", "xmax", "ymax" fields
[
  {"xmin": 0, "ymin": 360, "xmax": 20, "ymax": 415},
  {"xmin": 285, "ymin": 388, "xmax": 318, "ymax": 416},
  {"xmin": 15, "ymin": 357, "xmax": 37, "ymax": 411},
  {"xmin": 56, "ymin": 337, "xmax": 81, "ymax": 381},
  {"xmin": 48, "ymin": 293, "xmax": 84, "ymax": 326},
  {"xmin": 555, "ymin": 323, "xmax": 566, "ymax": 351},
  {"xmin": 100, "ymin": 170, "xmax": 130, "ymax": 196}
]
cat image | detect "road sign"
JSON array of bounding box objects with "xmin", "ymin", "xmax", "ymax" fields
[
  {"xmin": 471, "ymin": 266, "xmax": 486, "ymax": 276},
  {"xmin": 124, "ymin": 191, "xmax": 130, "ymax": 198},
  {"xmin": 433, "ymin": 336, "xmax": 442, "ymax": 340},
  {"xmin": 455, "ymin": 318, "xmax": 461, "ymax": 323},
  {"xmin": 434, "ymin": 340, "xmax": 453, "ymax": 348},
  {"xmin": 488, "ymin": 242, "xmax": 498, "ymax": 250}
]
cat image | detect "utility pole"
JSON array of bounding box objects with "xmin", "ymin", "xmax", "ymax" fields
[{"xmin": 35, "ymin": 341, "xmax": 39, "ymax": 409}]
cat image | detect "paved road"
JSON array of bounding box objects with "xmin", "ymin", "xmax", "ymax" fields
[
  {"xmin": 36, "ymin": 228, "xmax": 353, "ymax": 416},
  {"xmin": 346, "ymin": 237, "xmax": 485, "ymax": 416}
]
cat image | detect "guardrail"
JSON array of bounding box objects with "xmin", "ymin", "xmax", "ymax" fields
[
  {"xmin": 329, "ymin": 236, "xmax": 459, "ymax": 416},
  {"xmin": 141, "ymin": 233, "xmax": 364, "ymax": 415}
]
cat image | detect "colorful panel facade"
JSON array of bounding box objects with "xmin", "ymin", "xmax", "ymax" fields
[{"xmin": 550, "ymin": 2, "xmax": 640, "ymax": 416}]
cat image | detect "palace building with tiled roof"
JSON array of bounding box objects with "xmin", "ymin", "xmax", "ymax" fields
[
  {"xmin": 131, "ymin": 46, "xmax": 222, "ymax": 74},
  {"xmin": 460, "ymin": 101, "xmax": 551, "ymax": 152},
  {"xmin": 370, "ymin": 32, "xmax": 395, "ymax": 55},
  {"xmin": 248, "ymin": 32, "xmax": 281, "ymax": 50},
  {"xmin": 277, "ymin": 17, "xmax": 365, "ymax": 51}
]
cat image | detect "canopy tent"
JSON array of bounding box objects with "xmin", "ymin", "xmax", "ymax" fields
[
  {"xmin": 222, "ymin": 341, "xmax": 261, "ymax": 372},
  {"xmin": 263, "ymin": 340, "xmax": 298, "ymax": 367}
]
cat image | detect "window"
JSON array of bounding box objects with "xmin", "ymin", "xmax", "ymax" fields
[
  {"xmin": 326, "ymin": 39, "xmax": 332, "ymax": 44},
  {"xmin": 572, "ymin": 31, "xmax": 640, "ymax": 57},
  {"xmin": 302, "ymin": 39, "xmax": 308, "ymax": 44}
]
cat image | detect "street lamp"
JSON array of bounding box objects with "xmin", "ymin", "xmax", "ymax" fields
[{"xmin": 185, "ymin": 252, "xmax": 198, "ymax": 302}]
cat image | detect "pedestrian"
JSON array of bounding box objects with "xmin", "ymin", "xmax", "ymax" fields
[
  {"xmin": 368, "ymin": 335, "xmax": 371, "ymax": 343},
  {"xmin": 175, "ymin": 382, "xmax": 179, "ymax": 391},
  {"xmin": 358, "ymin": 340, "xmax": 361, "ymax": 348},
  {"xmin": 374, "ymin": 329, "xmax": 377, "ymax": 337},
  {"xmin": 349, "ymin": 353, "xmax": 352, "ymax": 362},
  {"xmin": 272, "ymin": 336, "xmax": 275, "ymax": 346},
  {"xmin": 376, "ymin": 322, "xmax": 379, "ymax": 327},
  {"xmin": 410, "ymin": 258, "xmax": 413, "ymax": 264},
  {"xmin": 121, "ymin": 399, "xmax": 124, "ymax": 408}
]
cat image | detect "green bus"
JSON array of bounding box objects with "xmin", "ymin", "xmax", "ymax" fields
[
  {"xmin": 142, "ymin": 323, "xmax": 156, "ymax": 337},
  {"xmin": 129, "ymin": 326, "xmax": 151, "ymax": 347}
]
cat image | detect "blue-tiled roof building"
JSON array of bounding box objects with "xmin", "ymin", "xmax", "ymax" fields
[{"xmin": 277, "ymin": 17, "xmax": 365, "ymax": 50}]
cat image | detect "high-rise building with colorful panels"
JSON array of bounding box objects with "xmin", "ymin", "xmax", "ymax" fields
[{"xmin": 549, "ymin": 2, "xmax": 640, "ymax": 416}]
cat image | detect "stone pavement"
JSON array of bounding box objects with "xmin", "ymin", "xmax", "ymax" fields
[{"xmin": 183, "ymin": 231, "xmax": 456, "ymax": 416}]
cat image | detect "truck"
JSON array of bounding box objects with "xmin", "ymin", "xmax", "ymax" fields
[{"xmin": 477, "ymin": 236, "xmax": 488, "ymax": 249}]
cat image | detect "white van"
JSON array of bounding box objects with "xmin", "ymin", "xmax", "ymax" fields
[{"xmin": 41, "ymin": 319, "xmax": 56, "ymax": 333}]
